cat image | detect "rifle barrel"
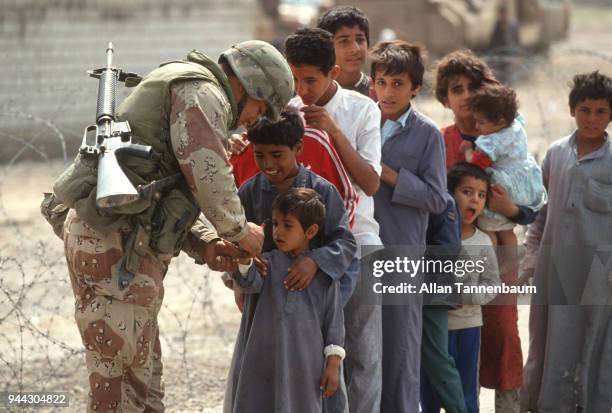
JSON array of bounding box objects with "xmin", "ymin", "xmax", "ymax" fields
[
  {"xmin": 96, "ymin": 42, "xmax": 117, "ymax": 124},
  {"xmin": 106, "ymin": 42, "xmax": 114, "ymax": 68}
]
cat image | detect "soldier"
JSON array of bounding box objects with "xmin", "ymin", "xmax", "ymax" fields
[{"xmin": 42, "ymin": 40, "xmax": 294, "ymax": 412}]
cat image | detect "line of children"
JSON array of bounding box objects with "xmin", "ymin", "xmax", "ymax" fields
[
  {"xmin": 434, "ymin": 50, "xmax": 533, "ymax": 412},
  {"xmin": 223, "ymin": 110, "xmax": 357, "ymax": 413},
  {"xmin": 284, "ymin": 27, "xmax": 385, "ymax": 413},
  {"xmin": 219, "ymin": 5, "xmax": 612, "ymax": 413}
]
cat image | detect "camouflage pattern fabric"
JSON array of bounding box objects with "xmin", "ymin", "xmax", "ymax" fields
[
  {"xmin": 63, "ymin": 210, "xmax": 166, "ymax": 412},
  {"xmin": 169, "ymin": 79, "xmax": 248, "ymax": 242},
  {"xmin": 60, "ymin": 69, "xmax": 250, "ymax": 412},
  {"xmin": 221, "ymin": 40, "xmax": 294, "ymax": 121}
]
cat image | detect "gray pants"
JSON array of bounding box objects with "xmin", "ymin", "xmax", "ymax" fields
[{"xmin": 343, "ymin": 257, "xmax": 383, "ymax": 413}]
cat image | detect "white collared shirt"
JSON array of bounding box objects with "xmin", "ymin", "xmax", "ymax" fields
[{"xmin": 290, "ymin": 82, "xmax": 382, "ymax": 248}]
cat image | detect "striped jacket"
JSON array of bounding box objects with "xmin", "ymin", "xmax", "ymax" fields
[{"xmin": 230, "ymin": 126, "xmax": 358, "ymax": 227}]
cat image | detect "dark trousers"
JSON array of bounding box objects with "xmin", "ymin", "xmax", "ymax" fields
[
  {"xmin": 421, "ymin": 325, "xmax": 480, "ymax": 413},
  {"xmin": 420, "ymin": 306, "xmax": 468, "ymax": 413}
]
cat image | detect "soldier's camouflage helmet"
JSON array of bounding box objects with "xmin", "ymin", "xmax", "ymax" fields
[{"xmin": 220, "ymin": 40, "xmax": 294, "ymax": 121}]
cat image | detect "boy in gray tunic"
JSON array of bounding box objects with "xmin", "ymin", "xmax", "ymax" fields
[
  {"xmin": 370, "ymin": 41, "xmax": 447, "ymax": 412},
  {"xmin": 227, "ymin": 188, "xmax": 346, "ymax": 413},
  {"xmin": 521, "ymin": 71, "xmax": 612, "ymax": 413}
]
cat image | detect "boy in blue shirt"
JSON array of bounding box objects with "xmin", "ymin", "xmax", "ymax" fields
[{"xmin": 370, "ymin": 40, "xmax": 447, "ymax": 412}]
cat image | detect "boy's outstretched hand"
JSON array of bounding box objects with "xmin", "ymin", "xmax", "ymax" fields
[
  {"xmin": 320, "ymin": 355, "xmax": 341, "ymax": 398},
  {"xmin": 284, "ymin": 256, "xmax": 318, "ymax": 291}
]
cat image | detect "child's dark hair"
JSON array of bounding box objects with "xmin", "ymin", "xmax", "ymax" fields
[
  {"xmin": 468, "ymin": 84, "xmax": 518, "ymax": 127},
  {"xmin": 272, "ymin": 188, "xmax": 325, "ymax": 232},
  {"xmin": 370, "ymin": 41, "xmax": 426, "ymax": 89},
  {"xmin": 247, "ymin": 108, "xmax": 304, "ymax": 148},
  {"xmin": 284, "ymin": 28, "xmax": 336, "ymax": 75},
  {"xmin": 569, "ymin": 70, "xmax": 612, "ymax": 114},
  {"xmin": 447, "ymin": 162, "xmax": 491, "ymax": 195},
  {"xmin": 317, "ymin": 6, "xmax": 370, "ymax": 46},
  {"xmin": 434, "ymin": 50, "xmax": 499, "ymax": 104}
]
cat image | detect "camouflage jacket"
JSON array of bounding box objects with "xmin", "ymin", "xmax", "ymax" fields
[{"xmin": 49, "ymin": 51, "xmax": 247, "ymax": 260}]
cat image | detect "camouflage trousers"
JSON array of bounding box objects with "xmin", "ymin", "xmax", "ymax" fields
[{"xmin": 63, "ymin": 210, "xmax": 168, "ymax": 412}]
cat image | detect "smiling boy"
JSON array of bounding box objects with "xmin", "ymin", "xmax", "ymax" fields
[{"xmin": 236, "ymin": 109, "xmax": 356, "ymax": 293}]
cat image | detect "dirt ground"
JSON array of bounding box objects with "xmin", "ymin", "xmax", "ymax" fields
[{"xmin": 1, "ymin": 5, "xmax": 611, "ymax": 413}]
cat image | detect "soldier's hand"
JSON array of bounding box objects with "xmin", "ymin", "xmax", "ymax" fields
[
  {"xmin": 202, "ymin": 239, "xmax": 243, "ymax": 272},
  {"xmin": 238, "ymin": 222, "xmax": 264, "ymax": 258},
  {"xmin": 284, "ymin": 256, "xmax": 318, "ymax": 291}
]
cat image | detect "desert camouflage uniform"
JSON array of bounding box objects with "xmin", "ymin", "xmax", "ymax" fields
[
  {"xmin": 64, "ymin": 211, "xmax": 167, "ymax": 413},
  {"xmin": 63, "ymin": 78, "xmax": 246, "ymax": 413}
]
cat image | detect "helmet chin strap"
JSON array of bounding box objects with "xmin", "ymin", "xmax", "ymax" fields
[{"xmin": 235, "ymin": 89, "xmax": 249, "ymax": 125}]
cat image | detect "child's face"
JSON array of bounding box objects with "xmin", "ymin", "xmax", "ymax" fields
[
  {"xmin": 374, "ymin": 69, "xmax": 419, "ymax": 120},
  {"xmin": 444, "ymin": 75, "xmax": 478, "ymax": 120},
  {"xmin": 252, "ymin": 142, "xmax": 302, "ymax": 185},
  {"xmin": 332, "ymin": 25, "xmax": 368, "ymax": 75},
  {"xmin": 272, "ymin": 210, "xmax": 312, "ymax": 254},
  {"xmin": 453, "ymin": 176, "xmax": 488, "ymax": 225},
  {"xmin": 473, "ymin": 111, "xmax": 507, "ymax": 135},
  {"xmin": 290, "ymin": 64, "xmax": 339, "ymax": 106},
  {"xmin": 572, "ymin": 98, "xmax": 612, "ymax": 141}
]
